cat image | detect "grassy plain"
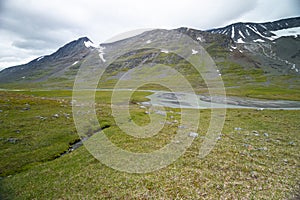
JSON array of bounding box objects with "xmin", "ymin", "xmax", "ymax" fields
[{"xmin": 0, "ymin": 90, "xmax": 299, "ymax": 199}]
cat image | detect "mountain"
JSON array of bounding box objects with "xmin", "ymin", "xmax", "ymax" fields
[
  {"xmin": 0, "ymin": 17, "xmax": 299, "ymax": 98},
  {"xmin": 207, "ymin": 17, "xmax": 300, "ymax": 43},
  {"xmin": 0, "ymin": 37, "xmax": 95, "ymax": 85},
  {"xmin": 205, "ymin": 17, "xmax": 300, "ymax": 76}
]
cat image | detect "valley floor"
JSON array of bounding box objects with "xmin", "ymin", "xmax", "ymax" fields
[{"xmin": 0, "ymin": 90, "xmax": 299, "ymax": 199}]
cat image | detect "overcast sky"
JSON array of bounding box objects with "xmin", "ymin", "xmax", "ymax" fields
[{"xmin": 0, "ymin": 0, "xmax": 299, "ymax": 70}]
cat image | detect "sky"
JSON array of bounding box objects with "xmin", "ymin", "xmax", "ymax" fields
[{"xmin": 0, "ymin": 0, "xmax": 299, "ymax": 70}]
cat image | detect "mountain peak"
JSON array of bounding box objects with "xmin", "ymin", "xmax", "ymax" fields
[
  {"xmin": 77, "ymin": 36, "xmax": 91, "ymax": 41},
  {"xmin": 75, "ymin": 36, "xmax": 99, "ymax": 48}
]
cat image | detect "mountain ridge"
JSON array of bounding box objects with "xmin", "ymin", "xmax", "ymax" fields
[
  {"xmin": 0, "ymin": 37, "xmax": 94, "ymax": 83},
  {"xmin": 0, "ymin": 16, "xmax": 299, "ymax": 94},
  {"xmin": 207, "ymin": 16, "xmax": 300, "ymax": 43}
]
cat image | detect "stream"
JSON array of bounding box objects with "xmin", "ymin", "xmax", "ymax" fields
[{"xmin": 147, "ymin": 91, "xmax": 300, "ymax": 110}]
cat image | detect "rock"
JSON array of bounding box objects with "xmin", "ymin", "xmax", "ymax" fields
[
  {"xmin": 173, "ymin": 120, "xmax": 178, "ymax": 123},
  {"xmin": 139, "ymin": 105, "xmax": 146, "ymax": 109},
  {"xmin": 63, "ymin": 113, "xmax": 70, "ymax": 118},
  {"xmin": 243, "ymin": 144, "xmax": 253, "ymax": 150},
  {"xmin": 23, "ymin": 103, "xmax": 31, "ymax": 110},
  {"xmin": 53, "ymin": 114, "xmax": 59, "ymax": 118},
  {"xmin": 155, "ymin": 110, "xmax": 166, "ymax": 116},
  {"xmin": 7, "ymin": 138, "xmax": 18, "ymax": 144},
  {"xmin": 234, "ymin": 127, "xmax": 242, "ymax": 131},
  {"xmin": 145, "ymin": 111, "xmax": 149, "ymax": 114},
  {"xmin": 0, "ymin": 110, "xmax": 3, "ymax": 113},
  {"xmin": 288, "ymin": 141, "xmax": 295, "ymax": 146},
  {"xmin": 189, "ymin": 132, "xmax": 198, "ymax": 138},
  {"xmin": 264, "ymin": 133, "xmax": 269, "ymax": 137},
  {"xmin": 257, "ymin": 147, "xmax": 267, "ymax": 151},
  {"xmin": 178, "ymin": 125, "xmax": 186, "ymax": 129},
  {"xmin": 15, "ymin": 130, "xmax": 21, "ymax": 134},
  {"xmin": 256, "ymin": 108, "xmax": 264, "ymax": 111},
  {"xmin": 70, "ymin": 100, "xmax": 77, "ymax": 106},
  {"xmin": 170, "ymin": 115, "xmax": 174, "ymax": 119},
  {"xmin": 253, "ymin": 131, "xmax": 259, "ymax": 136},
  {"xmin": 250, "ymin": 171, "xmax": 258, "ymax": 179}
]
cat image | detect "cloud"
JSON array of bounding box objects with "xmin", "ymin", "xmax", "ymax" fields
[{"xmin": 0, "ymin": 0, "xmax": 299, "ymax": 70}]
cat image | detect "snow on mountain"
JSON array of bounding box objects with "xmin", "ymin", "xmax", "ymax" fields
[
  {"xmin": 98, "ymin": 45, "xmax": 106, "ymax": 62},
  {"xmin": 207, "ymin": 17, "xmax": 300, "ymax": 43},
  {"xmin": 270, "ymin": 27, "xmax": 300, "ymax": 39},
  {"xmin": 0, "ymin": 37, "xmax": 93, "ymax": 83},
  {"xmin": 37, "ymin": 56, "xmax": 44, "ymax": 61},
  {"xmin": 84, "ymin": 40, "xmax": 99, "ymax": 48}
]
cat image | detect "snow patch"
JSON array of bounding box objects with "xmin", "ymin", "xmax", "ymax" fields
[
  {"xmin": 231, "ymin": 46, "xmax": 237, "ymax": 49},
  {"xmin": 146, "ymin": 40, "xmax": 152, "ymax": 44},
  {"xmin": 237, "ymin": 38, "xmax": 245, "ymax": 43},
  {"xmin": 246, "ymin": 25, "xmax": 269, "ymax": 40},
  {"xmin": 260, "ymin": 24, "xmax": 267, "ymax": 29},
  {"xmin": 270, "ymin": 27, "xmax": 300, "ymax": 39},
  {"xmin": 231, "ymin": 26, "xmax": 235, "ymax": 38},
  {"xmin": 72, "ymin": 61, "xmax": 79, "ymax": 66},
  {"xmin": 98, "ymin": 46, "xmax": 106, "ymax": 62},
  {"xmin": 245, "ymin": 29, "xmax": 250, "ymax": 36},
  {"xmin": 192, "ymin": 49, "xmax": 198, "ymax": 55},
  {"xmin": 84, "ymin": 40, "xmax": 98, "ymax": 48},
  {"xmin": 291, "ymin": 64, "xmax": 299, "ymax": 73},
  {"xmin": 37, "ymin": 56, "xmax": 44, "ymax": 61},
  {"xmin": 253, "ymin": 39, "xmax": 265, "ymax": 42},
  {"xmin": 197, "ymin": 37, "xmax": 203, "ymax": 42},
  {"xmin": 238, "ymin": 30, "xmax": 245, "ymax": 39},
  {"xmin": 292, "ymin": 64, "xmax": 296, "ymax": 70},
  {"xmin": 161, "ymin": 49, "xmax": 169, "ymax": 54}
]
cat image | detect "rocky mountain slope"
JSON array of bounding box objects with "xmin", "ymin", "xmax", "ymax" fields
[
  {"xmin": 207, "ymin": 17, "xmax": 300, "ymax": 43},
  {"xmin": 0, "ymin": 37, "xmax": 93, "ymax": 85}
]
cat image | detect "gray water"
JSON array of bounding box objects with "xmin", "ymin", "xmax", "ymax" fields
[{"xmin": 147, "ymin": 91, "xmax": 300, "ymax": 110}]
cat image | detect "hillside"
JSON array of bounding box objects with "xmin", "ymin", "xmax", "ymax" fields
[{"xmin": 0, "ymin": 17, "xmax": 299, "ymax": 99}]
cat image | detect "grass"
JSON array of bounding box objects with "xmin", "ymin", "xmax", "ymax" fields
[
  {"xmin": 0, "ymin": 90, "xmax": 299, "ymax": 199},
  {"xmin": 226, "ymin": 86, "xmax": 300, "ymax": 101},
  {"xmin": 0, "ymin": 91, "xmax": 77, "ymax": 176}
]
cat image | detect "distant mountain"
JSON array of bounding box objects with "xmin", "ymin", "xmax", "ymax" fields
[
  {"xmin": 0, "ymin": 37, "xmax": 95, "ymax": 84},
  {"xmin": 207, "ymin": 17, "xmax": 300, "ymax": 43},
  {"xmin": 0, "ymin": 17, "xmax": 299, "ymax": 92}
]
